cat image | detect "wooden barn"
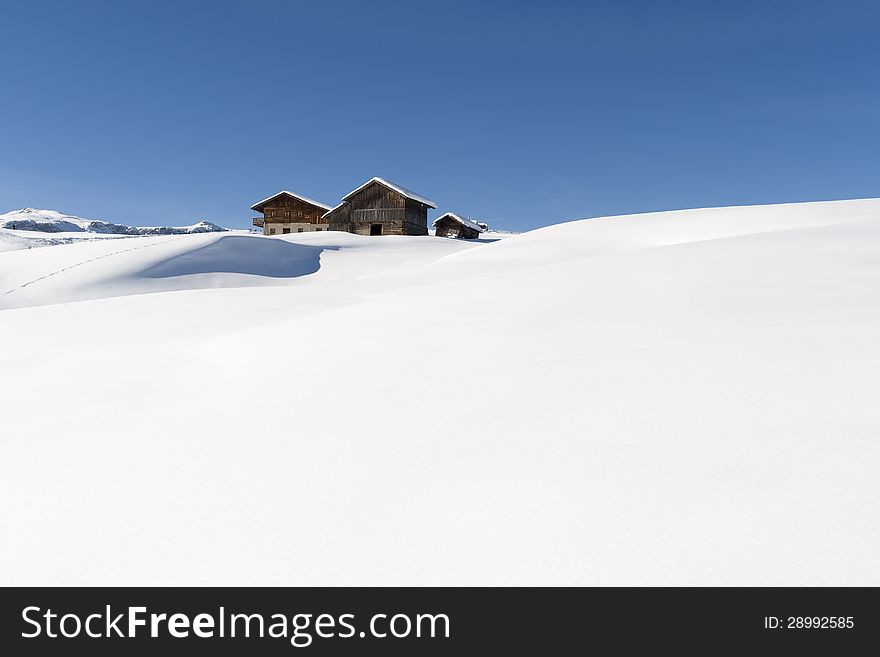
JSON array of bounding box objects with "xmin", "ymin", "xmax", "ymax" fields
[
  {"xmin": 322, "ymin": 177, "xmax": 436, "ymax": 236},
  {"xmin": 433, "ymin": 212, "xmax": 486, "ymax": 239},
  {"xmin": 251, "ymin": 191, "xmax": 333, "ymax": 235}
]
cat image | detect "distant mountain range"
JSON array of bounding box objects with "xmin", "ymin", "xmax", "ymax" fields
[{"xmin": 0, "ymin": 208, "xmax": 226, "ymax": 235}]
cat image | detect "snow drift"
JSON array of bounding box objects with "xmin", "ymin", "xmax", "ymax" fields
[{"xmin": 1, "ymin": 198, "xmax": 879, "ymax": 586}]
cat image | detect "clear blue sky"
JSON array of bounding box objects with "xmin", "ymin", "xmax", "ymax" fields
[{"xmin": 1, "ymin": 0, "xmax": 878, "ymax": 231}]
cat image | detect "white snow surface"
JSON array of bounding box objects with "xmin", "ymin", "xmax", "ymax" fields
[
  {"xmin": 0, "ymin": 228, "xmax": 122, "ymax": 253},
  {"xmin": 1, "ymin": 198, "xmax": 880, "ymax": 585}
]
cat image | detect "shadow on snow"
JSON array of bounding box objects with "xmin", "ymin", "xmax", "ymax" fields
[{"xmin": 140, "ymin": 236, "xmax": 336, "ymax": 279}]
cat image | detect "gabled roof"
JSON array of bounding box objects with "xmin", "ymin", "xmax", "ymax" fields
[
  {"xmin": 341, "ymin": 177, "xmax": 436, "ymax": 208},
  {"xmin": 250, "ymin": 191, "xmax": 333, "ymax": 212},
  {"xmin": 432, "ymin": 212, "xmax": 485, "ymax": 233},
  {"xmin": 320, "ymin": 202, "xmax": 346, "ymax": 220}
]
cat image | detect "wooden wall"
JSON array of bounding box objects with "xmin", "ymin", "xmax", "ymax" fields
[
  {"xmin": 260, "ymin": 196, "xmax": 328, "ymax": 225},
  {"xmin": 329, "ymin": 182, "xmax": 428, "ymax": 236},
  {"xmin": 327, "ymin": 204, "xmax": 352, "ymax": 232},
  {"xmin": 434, "ymin": 216, "xmax": 480, "ymax": 239}
]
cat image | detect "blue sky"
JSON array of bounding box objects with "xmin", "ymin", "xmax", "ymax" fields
[{"xmin": 1, "ymin": 0, "xmax": 878, "ymax": 231}]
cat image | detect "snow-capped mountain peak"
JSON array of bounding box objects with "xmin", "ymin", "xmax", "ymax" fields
[{"xmin": 0, "ymin": 208, "xmax": 226, "ymax": 235}]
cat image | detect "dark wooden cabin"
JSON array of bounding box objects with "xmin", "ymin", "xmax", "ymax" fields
[
  {"xmin": 251, "ymin": 191, "xmax": 332, "ymax": 235},
  {"xmin": 322, "ymin": 177, "xmax": 436, "ymax": 236},
  {"xmin": 433, "ymin": 212, "xmax": 486, "ymax": 239}
]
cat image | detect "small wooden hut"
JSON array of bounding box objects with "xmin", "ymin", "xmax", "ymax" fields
[
  {"xmin": 251, "ymin": 191, "xmax": 333, "ymax": 235},
  {"xmin": 322, "ymin": 177, "xmax": 436, "ymax": 236},
  {"xmin": 433, "ymin": 213, "xmax": 486, "ymax": 239}
]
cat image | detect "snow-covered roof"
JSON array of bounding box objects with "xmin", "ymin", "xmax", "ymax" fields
[
  {"xmin": 432, "ymin": 212, "xmax": 485, "ymax": 233},
  {"xmin": 320, "ymin": 201, "xmax": 346, "ymax": 220},
  {"xmin": 250, "ymin": 191, "xmax": 332, "ymax": 212},
  {"xmin": 341, "ymin": 177, "xmax": 436, "ymax": 208}
]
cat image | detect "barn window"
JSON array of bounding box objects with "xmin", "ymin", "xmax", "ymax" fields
[
  {"xmin": 282, "ymin": 227, "xmax": 290, "ymax": 234},
  {"xmin": 297, "ymin": 228, "xmax": 304, "ymax": 233},
  {"xmin": 370, "ymin": 224, "xmax": 382, "ymax": 236}
]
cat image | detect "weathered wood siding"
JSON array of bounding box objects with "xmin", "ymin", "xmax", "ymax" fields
[
  {"xmin": 403, "ymin": 197, "xmax": 429, "ymax": 235},
  {"xmin": 434, "ymin": 215, "xmax": 480, "ymax": 239},
  {"xmin": 256, "ymin": 194, "xmax": 330, "ymax": 235},
  {"xmin": 326, "ymin": 204, "xmax": 351, "ymax": 232},
  {"xmin": 262, "ymin": 197, "xmax": 327, "ymax": 225},
  {"xmin": 339, "ymin": 181, "xmax": 428, "ymax": 236}
]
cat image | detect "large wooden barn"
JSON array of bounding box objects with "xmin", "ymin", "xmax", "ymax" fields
[
  {"xmin": 251, "ymin": 191, "xmax": 332, "ymax": 235},
  {"xmin": 433, "ymin": 212, "xmax": 486, "ymax": 239},
  {"xmin": 322, "ymin": 177, "xmax": 436, "ymax": 236}
]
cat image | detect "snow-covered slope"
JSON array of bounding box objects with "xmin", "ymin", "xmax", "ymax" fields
[
  {"xmin": 0, "ymin": 207, "xmax": 225, "ymax": 236},
  {"xmin": 1, "ymin": 198, "xmax": 879, "ymax": 586},
  {"xmin": 0, "ymin": 231, "xmax": 478, "ymax": 309}
]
